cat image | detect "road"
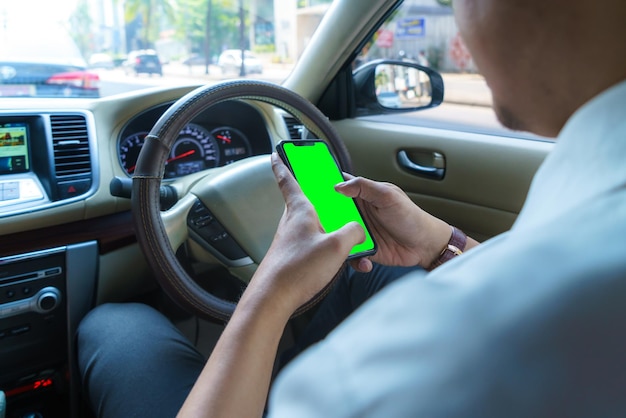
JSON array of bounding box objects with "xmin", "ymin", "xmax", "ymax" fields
[
  {"xmin": 96, "ymin": 63, "xmax": 507, "ymax": 134},
  {"xmin": 97, "ymin": 63, "xmax": 290, "ymax": 97}
]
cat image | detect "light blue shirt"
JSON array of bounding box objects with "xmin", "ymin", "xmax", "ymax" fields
[{"xmin": 268, "ymin": 81, "xmax": 626, "ymax": 417}]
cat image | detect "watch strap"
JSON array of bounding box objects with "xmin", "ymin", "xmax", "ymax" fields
[{"xmin": 427, "ymin": 226, "xmax": 467, "ymax": 271}]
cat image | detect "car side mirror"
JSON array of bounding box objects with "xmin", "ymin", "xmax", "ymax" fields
[{"xmin": 353, "ymin": 59, "xmax": 444, "ymax": 116}]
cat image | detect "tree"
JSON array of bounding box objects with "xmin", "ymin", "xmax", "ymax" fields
[
  {"xmin": 68, "ymin": 0, "xmax": 93, "ymax": 60},
  {"xmin": 124, "ymin": 0, "xmax": 176, "ymax": 49},
  {"xmin": 203, "ymin": 0, "xmax": 213, "ymax": 73},
  {"xmin": 174, "ymin": 0, "xmax": 241, "ymax": 60}
]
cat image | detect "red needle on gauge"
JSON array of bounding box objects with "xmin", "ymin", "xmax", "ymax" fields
[
  {"xmin": 127, "ymin": 149, "xmax": 196, "ymax": 174},
  {"xmin": 167, "ymin": 149, "xmax": 196, "ymax": 163},
  {"xmin": 216, "ymin": 134, "xmax": 231, "ymax": 144}
]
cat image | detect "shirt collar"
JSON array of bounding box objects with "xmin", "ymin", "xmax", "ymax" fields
[{"xmin": 513, "ymin": 80, "xmax": 626, "ymax": 230}]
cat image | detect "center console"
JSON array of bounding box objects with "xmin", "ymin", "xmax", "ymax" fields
[{"xmin": 0, "ymin": 242, "xmax": 97, "ymax": 418}]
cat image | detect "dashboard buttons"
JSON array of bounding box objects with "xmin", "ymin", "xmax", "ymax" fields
[
  {"xmin": 1, "ymin": 181, "xmax": 19, "ymax": 200},
  {"xmin": 56, "ymin": 178, "xmax": 91, "ymax": 199},
  {"xmin": 0, "ymin": 178, "xmax": 44, "ymax": 206},
  {"xmin": 0, "ymin": 286, "xmax": 62, "ymax": 320},
  {"xmin": 187, "ymin": 200, "xmax": 248, "ymax": 261},
  {"xmin": 10, "ymin": 324, "xmax": 30, "ymax": 336},
  {"xmin": 0, "ymin": 324, "xmax": 32, "ymax": 339}
]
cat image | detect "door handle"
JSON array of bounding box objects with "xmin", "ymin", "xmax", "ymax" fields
[{"xmin": 397, "ymin": 150, "xmax": 445, "ymax": 180}]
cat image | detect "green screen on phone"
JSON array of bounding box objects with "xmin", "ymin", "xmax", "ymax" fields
[{"xmin": 278, "ymin": 140, "xmax": 376, "ymax": 258}]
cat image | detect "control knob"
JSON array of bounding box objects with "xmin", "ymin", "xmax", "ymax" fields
[{"xmin": 36, "ymin": 288, "xmax": 61, "ymax": 313}]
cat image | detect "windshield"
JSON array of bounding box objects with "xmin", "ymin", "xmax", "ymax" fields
[
  {"xmin": 0, "ymin": 0, "xmax": 333, "ymax": 98},
  {"xmin": 1, "ymin": 0, "xmax": 493, "ymax": 127}
]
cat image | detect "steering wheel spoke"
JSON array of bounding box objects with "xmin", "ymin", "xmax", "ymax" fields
[
  {"xmin": 161, "ymin": 194, "xmax": 196, "ymax": 252},
  {"xmin": 189, "ymin": 155, "xmax": 283, "ymax": 264}
]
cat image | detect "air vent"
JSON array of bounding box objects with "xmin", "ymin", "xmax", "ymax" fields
[
  {"xmin": 283, "ymin": 115, "xmax": 305, "ymax": 139},
  {"xmin": 50, "ymin": 114, "xmax": 92, "ymax": 179}
]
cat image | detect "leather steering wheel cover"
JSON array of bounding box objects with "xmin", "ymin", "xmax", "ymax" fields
[{"xmin": 132, "ymin": 80, "xmax": 352, "ymax": 321}]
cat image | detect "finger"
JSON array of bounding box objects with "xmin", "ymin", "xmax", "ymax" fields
[
  {"xmin": 330, "ymin": 221, "xmax": 366, "ymax": 256},
  {"xmin": 348, "ymin": 257, "xmax": 373, "ymax": 273},
  {"xmin": 271, "ymin": 153, "xmax": 307, "ymax": 207},
  {"xmin": 335, "ymin": 176, "xmax": 387, "ymax": 204}
]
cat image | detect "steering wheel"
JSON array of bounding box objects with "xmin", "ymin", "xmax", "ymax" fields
[{"xmin": 132, "ymin": 80, "xmax": 352, "ymax": 322}]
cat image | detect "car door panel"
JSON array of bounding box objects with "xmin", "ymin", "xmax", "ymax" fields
[{"xmin": 334, "ymin": 118, "xmax": 553, "ymax": 242}]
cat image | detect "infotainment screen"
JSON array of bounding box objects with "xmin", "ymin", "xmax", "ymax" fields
[{"xmin": 0, "ymin": 123, "xmax": 30, "ymax": 174}]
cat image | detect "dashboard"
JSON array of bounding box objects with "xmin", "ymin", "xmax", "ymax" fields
[{"xmin": 0, "ymin": 86, "xmax": 292, "ymax": 227}]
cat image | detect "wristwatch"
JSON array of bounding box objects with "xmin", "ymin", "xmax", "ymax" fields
[{"xmin": 428, "ymin": 226, "xmax": 467, "ymax": 271}]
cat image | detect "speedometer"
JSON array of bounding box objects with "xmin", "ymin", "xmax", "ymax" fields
[{"xmin": 164, "ymin": 123, "xmax": 219, "ymax": 178}]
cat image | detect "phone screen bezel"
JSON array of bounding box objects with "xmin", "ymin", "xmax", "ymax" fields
[{"xmin": 276, "ymin": 139, "xmax": 377, "ymax": 259}]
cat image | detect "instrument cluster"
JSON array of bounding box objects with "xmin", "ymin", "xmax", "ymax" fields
[{"xmin": 117, "ymin": 101, "xmax": 273, "ymax": 179}]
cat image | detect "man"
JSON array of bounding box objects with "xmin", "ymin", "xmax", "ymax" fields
[
  {"xmin": 177, "ymin": 0, "xmax": 626, "ymax": 415},
  {"xmin": 80, "ymin": 0, "xmax": 626, "ymax": 416}
]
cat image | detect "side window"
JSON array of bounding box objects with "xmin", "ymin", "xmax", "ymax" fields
[{"xmin": 353, "ymin": 0, "xmax": 529, "ymax": 138}]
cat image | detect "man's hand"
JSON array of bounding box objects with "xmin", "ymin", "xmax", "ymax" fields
[
  {"xmin": 258, "ymin": 153, "xmax": 366, "ymax": 313},
  {"xmin": 335, "ymin": 175, "xmax": 452, "ymax": 272}
]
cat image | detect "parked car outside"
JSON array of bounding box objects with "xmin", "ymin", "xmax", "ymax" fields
[
  {"xmin": 0, "ymin": 25, "xmax": 100, "ymax": 98},
  {"xmin": 122, "ymin": 49, "xmax": 163, "ymax": 76},
  {"xmin": 377, "ymin": 91, "xmax": 402, "ymax": 108},
  {"xmin": 217, "ymin": 49, "xmax": 263, "ymax": 75}
]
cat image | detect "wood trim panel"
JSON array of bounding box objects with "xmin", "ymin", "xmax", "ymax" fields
[{"xmin": 0, "ymin": 211, "xmax": 136, "ymax": 257}]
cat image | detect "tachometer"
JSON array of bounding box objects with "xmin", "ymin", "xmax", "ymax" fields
[{"xmin": 118, "ymin": 131, "xmax": 149, "ymax": 176}]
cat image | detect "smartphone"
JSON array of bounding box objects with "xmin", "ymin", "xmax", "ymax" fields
[{"xmin": 276, "ymin": 140, "xmax": 377, "ymax": 259}]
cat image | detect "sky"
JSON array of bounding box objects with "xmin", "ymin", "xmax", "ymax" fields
[
  {"xmin": 0, "ymin": 0, "xmax": 79, "ymax": 29},
  {"xmin": 0, "ymin": 0, "xmax": 84, "ymax": 62}
]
